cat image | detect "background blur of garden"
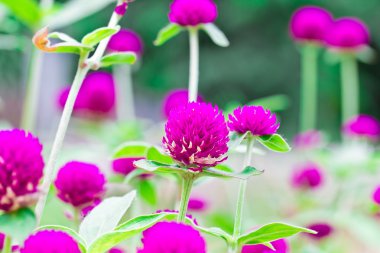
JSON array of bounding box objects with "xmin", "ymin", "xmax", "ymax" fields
[{"xmin": 0, "ymin": 0, "xmax": 379, "ymax": 138}]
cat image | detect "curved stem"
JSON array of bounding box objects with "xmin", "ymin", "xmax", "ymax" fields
[
  {"xmin": 300, "ymin": 44, "xmax": 318, "ymax": 132},
  {"xmin": 230, "ymin": 137, "xmax": 254, "ymax": 253},
  {"xmin": 177, "ymin": 174, "xmax": 195, "ymax": 222},
  {"xmin": 2, "ymin": 235, "xmax": 11, "ymax": 253},
  {"xmin": 188, "ymin": 28, "xmax": 199, "ymax": 102},
  {"xmin": 340, "ymin": 54, "xmax": 359, "ymax": 124}
]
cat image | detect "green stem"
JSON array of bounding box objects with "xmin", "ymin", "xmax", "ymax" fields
[
  {"xmin": 2, "ymin": 235, "xmax": 11, "ymax": 253},
  {"xmin": 188, "ymin": 28, "xmax": 199, "ymax": 102},
  {"xmin": 340, "ymin": 54, "xmax": 359, "ymax": 124},
  {"xmin": 300, "ymin": 44, "xmax": 319, "ymax": 132},
  {"xmin": 177, "ymin": 174, "xmax": 195, "ymax": 222},
  {"xmin": 230, "ymin": 137, "xmax": 254, "ymax": 253}
]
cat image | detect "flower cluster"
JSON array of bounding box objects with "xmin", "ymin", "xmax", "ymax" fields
[
  {"xmin": 0, "ymin": 129, "xmax": 44, "ymax": 212},
  {"xmin": 138, "ymin": 222, "xmax": 206, "ymax": 253},
  {"xmin": 291, "ymin": 162, "xmax": 323, "ymax": 190},
  {"xmin": 163, "ymin": 102, "xmax": 229, "ymax": 170},
  {"xmin": 54, "ymin": 161, "xmax": 106, "ymax": 209},
  {"xmin": 168, "ymin": 0, "xmax": 218, "ymax": 26},
  {"xmin": 343, "ymin": 114, "xmax": 380, "ymax": 140},
  {"xmin": 162, "ymin": 89, "xmax": 203, "ymax": 118},
  {"xmin": 242, "ymin": 239, "xmax": 289, "ymax": 253}
]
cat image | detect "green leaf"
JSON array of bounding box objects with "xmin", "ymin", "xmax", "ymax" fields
[
  {"xmin": 0, "ymin": 0, "xmax": 42, "ymax": 29},
  {"xmin": 0, "ymin": 208, "xmax": 36, "ymax": 244},
  {"xmin": 238, "ymin": 223, "xmax": 316, "ymax": 246},
  {"xmin": 154, "ymin": 23, "xmax": 183, "ymax": 46},
  {"xmin": 82, "ymin": 26, "xmax": 120, "ymax": 47},
  {"xmin": 137, "ymin": 180, "xmax": 157, "ymax": 206},
  {"xmin": 146, "ymin": 146, "xmax": 175, "ymax": 165},
  {"xmin": 202, "ymin": 165, "xmax": 263, "ymax": 179},
  {"xmin": 36, "ymin": 225, "xmax": 87, "ymax": 252},
  {"xmin": 100, "ymin": 52, "xmax": 137, "ymax": 67},
  {"xmin": 134, "ymin": 159, "xmax": 186, "ymax": 174},
  {"xmin": 53, "ymin": 42, "xmax": 93, "ymax": 54},
  {"xmin": 202, "ymin": 23, "xmax": 230, "ymax": 47},
  {"xmin": 257, "ymin": 134, "xmax": 291, "ymax": 153},
  {"xmin": 79, "ymin": 191, "xmax": 136, "ymax": 245},
  {"xmin": 113, "ymin": 141, "xmax": 150, "ymax": 159}
]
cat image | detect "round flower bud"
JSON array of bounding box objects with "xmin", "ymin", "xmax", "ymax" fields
[
  {"xmin": 325, "ymin": 18, "xmax": 370, "ymax": 50},
  {"xmin": 372, "ymin": 185, "xmax": 380, "ymax": 205},
  {"xmin": 306, "ymin": 223, "xmax": 333, "ymax": 240},
  {"xmin": 289, "ymin": 6, "xmax": 333, "ymax": 43},
  {"xmin": 291, "ymin": 162, "xmax": 323, "ymax": 190},
  {"xmin": 107, "ymin": 29, "xmax": 144, "ymax": 56},
  {"xmin": 138, "ymin": 222, "xmax": 206, "ymax": 253},
  {"xmin": 343, "ymin": 114, "xmax": 380, "ymax": 140},
  {"xmin": 163, "ymin": 102, "xmax": 229, "ymax": 170},
  {"xmin": 20, "ymin": 230, "xmax": 81, "ymax": 253},
  {"xmin": 162, "ymin": 89, "xmax": 203, "ymax": 118},
  {"xmin": 54, "ymin": 161, "xmax": 106, "ymax": 209},
  {"xmin": 168, "ymin": 0, "xmax": 218, "ymax": 27},
  {"xmin": 0, "ymin": 129, "xmax": 44, "ymax": 212},
  {"xmin": 58, "ymin": 72, "xmax": 116, "ymax": 119},
  {"xmin": 228, "ymin": 105, "xmax": 279, "ymax": 136},
  {"xmin": 242, "ymin": 239, "xmax": 289, "ymax": 253}
]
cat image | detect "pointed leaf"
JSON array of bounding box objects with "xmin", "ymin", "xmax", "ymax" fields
[
  {"xmin": 257, "ymin": 134, "xmax": 291, "ymax": 153},
  {"xmin": 0, "ymin": 208, "xmax": 36, "ymax": 244},
  {"xmin": 134, "ymin": 159, "xmax": 186, "ymax": 174},
  {"xmin": 203, "ymin": 165, "xmax": 262, "ymax": 179},
  {"xmin": 53, "ymin": 42, "xmax": 93, "ymax": 54},
  {"xmin": 100, "ymin": 52, "xmax": 137, "ymax": 67},
  {"xmin": 202, "ymin": 23, "xmax": 230, "ymax": 47},
  {"xmin": 79, "ymin": 191, "xmax": 136, "ymax": 245},
  {"xmin": 113, "ymin": 141, "xmax": 150, "ymax": 159},
  {"xmin": 154, "ymin": 23, "xmax": 183, "ymax": 46},
  {"xmin": 82, "ymin": 26, "xmax": 120, "ymax": 47},
  {"xmin": 146, "ymin": 146, "xmax": 175, "ymax": 165}
]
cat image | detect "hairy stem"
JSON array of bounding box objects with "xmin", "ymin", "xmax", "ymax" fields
[
  {"xmin": 300, "ymin": 44, "xmax": 318, "ymax": 132},
  {"xmin": 177, "ymin": 174, "xmax": 195, "ymax": 222},
  {"xmin": 340, "ymin": 54, "xmax": 359, "ymax": 124},
  {"xmin": 188, "ymin": 28, "xmax": 199, "ymax": 102}
]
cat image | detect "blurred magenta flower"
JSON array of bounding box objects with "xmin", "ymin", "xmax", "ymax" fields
[
  {"xmin": 114, "ymin": 2, "xmax": 128, "ymax": 16},
  {"xmin": 107, "ymin": 28, "xmax": 144, "ymax": 56},
  {"xmin": 242, "ymin": 239, "xmax": 289, "ymax": 253},
  {"xmin": 343, "ymin": 114, "xmax": 380, "ymax": 140},
  {"xmin": 112, "ymin": 157, "xmax": 144, "ymax": 176},
  {"xmin": 163, "ymin": 102, "xmax": 229, "ymax": 170},
  {"xmin": 168, "ymin": 0, "xmax": 218, "ymax": 27},
  {"xmin": 162, "ymin": 89, "xmax": 203, "ymax": 118},
  {"xmin": 188, "ymin": 197, "xmax": 207, "ymax": 212},
  {"xmin": 0, "ymin": 233, "xmax": 4, "ymax": 250},
  {"xmin": 289, "ymin": 6, "xmax": 333, "ymax": 43},
  {"xmin": 306, "ymin": 223, "xmax": 333, "ymax": 240},
  {"xmin": 20, "ymin": 230, "xmax": 81, "ymax": 253},
  {"xmin": 108, "ymin": 247, "xmax": 125, "ymax": 253},
  {"xmin": 228, "ymin": 106, "xmax": 279, "ymax": 136},
  {"xmin": 372, "ymin": 185, "xmax": 380, "ymax": 205},
  {"xmin": 54, "ymin": 161, "xmax": 106, "ymax": 209},
  {"xmin": 138, "ymin": 222, "xmax": 206, "ymax": 253},
  {"xmin": 0, "ymin": 129, "xmax": 44, "ymax": 212},
  {"xmin": 293, "ymin": 130, "xmax": 323, "ymax": 149},
  {"xmin": 325, "ymin": 18, "xmax": 369, "ymax": 50},
  {"xmin": 291, "ymin": 162, "xmax": 323, "ymax": 190},
  {"xmin": 58, "ymin": 72, "xmax": 116, "ymax": 119}
]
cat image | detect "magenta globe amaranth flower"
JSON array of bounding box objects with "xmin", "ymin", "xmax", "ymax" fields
[
  {"xmin": 306, "ymin": 223, "xmax": 333, "ymax": 240},
  {"xmin": 168, "ymin": 0, "xmax": 218, "ymax": 27},
  {"xmin": 188, "ymin": 197, "xmax": 207, "ymax": 212},
  {"xmin": 242, "ymin": 239, "xmax": 289, "ymax": 253},
  {"xmin": 58, "ymin": 71, "xmax": 116, "ymax": 119},
  {"xmin": 293, "ymin": 130, "xmax": 323, "ymax": 149},
  {"xmin": 290, "ymin": 6, "xmax": 333, "ymax": 43},
  {"xmin": 21, "ymin": 230, "xmax": 81, "ymax": 253},
  {"xmin": 228, "ymin": 105, "xmax": 280, "ymax": 136},
  {"xmin": 0, "ymin": 129, "xmax": 44, "ymax": 212},
  {"xmin": 372, "ymin": 185, "xmax": 380, "ymax": 205},
  {"xmin": 138, "ymin": 222, "xmax": 206, "ymax": 253},
  {"xmin": 107, "ymin": 29, "xmax": 144, "ymax": 56},
  {"xmin": 291, "ymin": 162, "xmax": 323, "ymax": 190},
  {"xmin": 162, "ymin": 89, "xmax": 203, "ymax": 118},
  {"xmin": 112, "ymin": 157, "xmax": 144, "ymax": 176},
  {"xmin": 54, "ymin": 161, "xmax": 106, "ymax": 209},
  {"xmin": 343, "ymin": 114, "xmax": 380, "ymax": 140},
  {"xmin": 325, "ymin": 18, "xmax": 370, "ymax": 50},
  {"xmin": 163, "ymin": 102, "xmax": 229, "ymax": 170}
]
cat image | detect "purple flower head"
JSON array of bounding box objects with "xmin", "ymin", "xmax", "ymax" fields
[
  {"xmin": 163, "ymin": 102, "xmax": 229, "ymax": 170},
  {"xmin": 58, "ymin": 72, "xmax": 116, "ymax": 119},
  {"xmin": 21, "ymin": 230, "xmax": 81, "ymax": 253},
  {"xmin": 188, "ymin": 197, "xmax": 207, "ymax": 212},
  {"xmin": 54, "ymin": 161, "xmax": 106, "ymax": 209},
  {"xmin": 228, "ymin": 106, "xmax": 280, "ymax": 136},
  {"xmin": 325, "ymin": 18, "xmax": 370, "ymax": 50},
  {"xmin": 112, "ymin": 157, "xmax": 144, "ymax": 176},
  {"xmin": 114, "ymin": 2, "xmax": 128, "ymax": 16},
  {"xmin": 306, "ymin": 223, "xmax": 333, "ymax": 240},
  {"xmin": 291, "ymin": 162, "xmax": 323, "ymax": 190},
  {"xmin": 0, "ymin": 129, "xmax": 44, "ymax": 212},
  {"xmin": 290, "ymin": 6, "xmax": 333, "ymax": 43},
  {"xmin": 107, "ymin": 29, "xmax": 144, "ymax": 56},
  {"xmin": 293, "ymin": 130, "xmax": 323, "ymax": 149},
  {"xmin": 168, "ymin": 0, "xmax": 218, "ymax": 27},
  {"xmin": 162, "ymin": 89, "xmax": 203, "ymax": 119},
  {"xmin": 138, "ymin": 222, "xmax": 206, "ymax": 253},
  {"xmin": 108, "ymin": 247, "xmax": 125, "ymax": 253},
  {"xmin": 372, "ymin": 185, "xmax": 380, "ymax": 205},
  {"xmin": 242, "ymin": 239, "xmax": 289, "ymax": 253},
  {"xmin": 343, "ymin": 114, "xmax": 380, "ymax": 140}
]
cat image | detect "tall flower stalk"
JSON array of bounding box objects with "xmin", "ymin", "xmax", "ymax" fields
[
  {"xmin": 340, "ymin": 54, "xmax": 359, "ymax": 123},
  {"xmin": 188, "ymin": 27, "xmax": 199, "ymax": 102},
  {"xmin": 177, "ymin": 173, "xmax": 196, "ymax": 222}
]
